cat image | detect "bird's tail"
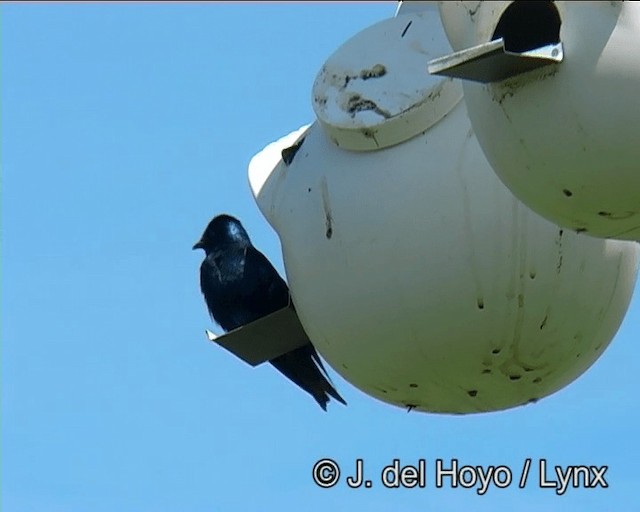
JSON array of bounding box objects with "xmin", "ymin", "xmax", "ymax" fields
[{"xmin": 270, "ymin": 344, "xmax": 347, "ymax": 411}]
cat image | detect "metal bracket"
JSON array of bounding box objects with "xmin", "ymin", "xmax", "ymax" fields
[
  {"xmin": 205, "ymin": 304, "xmax": 311, "ymax": 366},
  {"xmin": 428, "ymin": 38, "xmax": 563, "ymax": 83}
]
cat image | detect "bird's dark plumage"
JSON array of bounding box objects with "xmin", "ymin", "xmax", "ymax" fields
[{"xmin": 193, "ymin": 214, "xmax": 346, "ymax": 411}]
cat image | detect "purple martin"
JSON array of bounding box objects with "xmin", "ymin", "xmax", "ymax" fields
[{"xmin": 193, "ymin": 214, "xmax": 346, "ymax": 411}]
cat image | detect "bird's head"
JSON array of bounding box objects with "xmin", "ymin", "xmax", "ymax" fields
[{"xmin": 193, "ymin": 214, "xmax": 251, "ymax": 252}]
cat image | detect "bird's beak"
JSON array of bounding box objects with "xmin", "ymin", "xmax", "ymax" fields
[{"xmin": 192, "ymin": 240, "xmax": 204, "ymax": 250}]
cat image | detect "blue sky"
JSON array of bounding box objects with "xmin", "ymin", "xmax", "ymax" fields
[{"xmin": 2, "ymin": 3, "xmax": 639, "ymax": 511}]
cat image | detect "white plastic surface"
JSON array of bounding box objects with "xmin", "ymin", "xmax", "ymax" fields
[
  {"xmin": 312, "ymin": 8, "xmax": 462, "ymax": 151},
  {"xmin": 248, "ymin": 101, "xmax": 639, "ymax": 413},
  {"xmin": 437, "ymin": 1, "xmax": 508, "ymax": 52},
  {"xmin": 446, "ymin": 1, "xmax": 640, "ymax": 239}
]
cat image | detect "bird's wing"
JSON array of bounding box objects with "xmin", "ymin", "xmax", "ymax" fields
[{"xmin": 241, "ymin": 246, "xmax": 291, "ymax": 313}]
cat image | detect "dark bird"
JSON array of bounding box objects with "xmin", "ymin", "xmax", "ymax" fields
[{"xmin": 193, "ymin": 214, "xmax": 346, "ymax": 411}]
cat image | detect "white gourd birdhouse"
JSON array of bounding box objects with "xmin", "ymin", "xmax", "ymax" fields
[
  {"xmin": 433, "ymin": 1, "xmax": 640, "ymax": 240},
  {"xmin": 246, "ymin": 2, "xmax": 639, "ymax": 413}
]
